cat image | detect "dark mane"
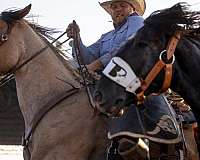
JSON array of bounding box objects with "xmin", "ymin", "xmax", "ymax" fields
[
  {"xmin": 1, "ymin": 8, "xmax": 59, "ymax": 40},
  {"xmin": 1, "ymin": 9, "xmax": 19, "ymax": 23},
  {"xmin": 29, "ymin": 23, "xmax": 79, "ymax": 74},
  {"xmin": 28, "ymin": 22, "xmax": 80, "ymax": 78},
  {"xmin": 28, "ymin": 23, "xmax": 60, "ymax": 41},
  {"xmin": 144, "ymin": 2, "xmax": 200, "ymax": 35}
]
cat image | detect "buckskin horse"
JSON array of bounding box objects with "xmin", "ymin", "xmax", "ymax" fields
[
  {"xmin": 95, "ymin": 2, "xmax": 200, "ymax": 159},
  {"xmin": 0, "ymin": 4, "xmax": 110, "ymax": 160}
]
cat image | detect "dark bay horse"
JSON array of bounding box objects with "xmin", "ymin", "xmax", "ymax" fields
[
  {"xmin": 0, "ymin": 5, "xmax": 109, "ymax": 160},
  {"xmin": 95, "ymin": 2, "xmax": 200, "ymax": 126},
  {"xmin": 95, "ymin": 2, "xmax": 200, "ymax": 159}
]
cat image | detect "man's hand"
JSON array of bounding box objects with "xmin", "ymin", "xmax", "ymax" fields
[
  {"xmin": 66, "ymin": 21, "xmax": 80, "ymax": 39},
  {"xmin": 86, "ymin": 59, "xmax": 103, "ymax": 72},
  {"xmin": 85, "ymin": 59, "xmax": 103, "ymax": 80}
]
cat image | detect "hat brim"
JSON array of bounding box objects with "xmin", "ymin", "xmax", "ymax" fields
[{"xmin": 99, "ymin": 0, "xmax": 146, "ymax": 16}]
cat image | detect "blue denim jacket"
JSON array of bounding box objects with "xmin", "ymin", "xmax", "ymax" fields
[{"xmin": 75, "ymin": 15, "xmax": 144, "ymax": 66}]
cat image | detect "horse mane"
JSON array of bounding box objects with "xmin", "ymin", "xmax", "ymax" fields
[
  {"xmin": 144, "ymin": 2, "xmax": 200, "ymax": 35},
  {"xmin": 0, "ymin": 8, "xmax": 60, "ymax": 42},
  {"xmin": 29, "ymin": 23, "xmax": 80, "ymax": 79},
  {"xmin": 1, "ymin": 8, "xmax": 80, "ymax": 78}
]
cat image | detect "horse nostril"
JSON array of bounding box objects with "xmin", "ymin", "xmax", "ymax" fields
[{"xmin": 94, "ymin": 91, "xmax": 103, "ymax": 102}]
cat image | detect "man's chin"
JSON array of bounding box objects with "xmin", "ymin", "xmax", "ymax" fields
[{"xmin": 114, "ymin": 18, "xmax": 125, "ymax": 26}]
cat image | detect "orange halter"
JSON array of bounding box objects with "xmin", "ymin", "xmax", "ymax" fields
[{"xmin": 136, "ymin": 31, "xmax": 181, "ymax": 103}]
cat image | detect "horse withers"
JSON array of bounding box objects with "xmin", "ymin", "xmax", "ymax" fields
[{"xmin": 94, "ymin": 2, "xmax": 200, "ymax": 159}]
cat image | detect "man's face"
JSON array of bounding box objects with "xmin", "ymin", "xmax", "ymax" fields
[{"xmin": 110, "ymin": 1, "xmax": 134, "ymax": 26}]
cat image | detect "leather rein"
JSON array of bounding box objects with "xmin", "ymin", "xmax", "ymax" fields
[
  {"xmin": 0, "ymin": 21, "xmax": 70, "ymax": 86},
  {"xmin": 22, "ymin": 87, "xmax": 79, "ymax": 160},
  {"xmin": 136, "ymin": 31, "xmax": 181, "ymax": 102}
]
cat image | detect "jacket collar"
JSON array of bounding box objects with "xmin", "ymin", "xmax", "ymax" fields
[{"xmin": 113, "ymin": 12, "xmax": 139, "ymax": 29}]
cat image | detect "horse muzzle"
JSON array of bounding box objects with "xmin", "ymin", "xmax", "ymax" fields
[{"xmin": 93, "ymin": 90, "xmax": 127, "ymax": 117}]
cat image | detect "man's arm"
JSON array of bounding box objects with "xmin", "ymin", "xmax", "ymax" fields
[
  {"xmin": 66, "ymin": 21, "xmax": 101, "ymax": 64},
  {"xmin": 72, "ymin": 38, "xmax": 101, "ymax": 65},
  {"xmin": 98, "ymin": 16, "xmax": 144, "ymax": 67}
]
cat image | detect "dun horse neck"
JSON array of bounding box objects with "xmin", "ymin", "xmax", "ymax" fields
[
  {"xmin": 11, "ymin": 22, "xmax": 107, "ymax": 160},
  {"xmin": 0, "ymin": 6, "xmax": 108, "ymax": 160},
  {"xmin": 14, "ymin": 21, "xmax": 79, "ymax": 127}
]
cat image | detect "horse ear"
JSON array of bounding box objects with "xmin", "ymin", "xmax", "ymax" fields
[{"xmin": 13, "ymin": 4, "xmax": 32, "ymax": 20}]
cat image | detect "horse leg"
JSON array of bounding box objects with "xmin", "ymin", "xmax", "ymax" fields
[
  {"xmin": 117, "ymin": 138, "xmax": 149, "ymax": 160},
  {"xmin": 191, "ymin": 110, "xmax": 200, "ymax": 153},
  {"xmin": 150, "ymin": 142, "xmax": 183, "ymax": 160},
  {"xmin": 194, "ymin": 125, "xmax": 200, "ymax": 158},
  {"xmin": 183, "ymin": 123, "xmax": 199, "ymax": 160}
]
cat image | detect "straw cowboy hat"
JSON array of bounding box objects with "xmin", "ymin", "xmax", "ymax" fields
[{"xmin": 99, "ymin": 0, "xmax": 146, "ymax": 16}]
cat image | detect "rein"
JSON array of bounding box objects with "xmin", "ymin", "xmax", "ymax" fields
[
  {"xmin": 0, "ymin": 24, "xmax": 70, "ymax": 87},
  {"xmin": 136, "ymin": 31, "xmax": 181, "ymax": 102},
  {"xmin": 72, "ymin": 20, "xmax": 96, "ymax": 109},
  {"xmin": 22, "ymin": 87, "xmax": 79, "ymax": 160}
]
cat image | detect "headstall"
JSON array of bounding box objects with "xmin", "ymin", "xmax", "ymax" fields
[{"xmin": 103, "ymin": 31, "xmax": 182, "ymax": 103}]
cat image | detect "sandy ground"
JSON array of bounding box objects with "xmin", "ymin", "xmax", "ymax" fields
[{"xmin": 0, "ymin": 145, "xmax": 23, "ymax": 160}]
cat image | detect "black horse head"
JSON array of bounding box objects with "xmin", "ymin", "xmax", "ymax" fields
[{"xmin": 94, "ymin": 2, "xmax": 200, "ymax": 118}]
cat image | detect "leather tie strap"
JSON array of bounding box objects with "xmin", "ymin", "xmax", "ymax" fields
[
  {"xmin": 137, "ymin": 31, "xmax": 181, "ymax": 101},
  {"xmin": 161, "ymin": 64, "xmax": 173, "ymax": 92},
  {"xmin": 160, "ymin": 31, "xmax": 181, "ymax": 92}
]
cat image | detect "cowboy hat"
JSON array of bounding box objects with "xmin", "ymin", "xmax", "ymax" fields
[{"xmin": 99, "ymin": 0, "xmax": 146, "ymax": 16}]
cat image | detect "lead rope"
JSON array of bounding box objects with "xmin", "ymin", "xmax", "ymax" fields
[{"xmin": 72, "ymin": 20, "xmax": 96, "ymax": 109}]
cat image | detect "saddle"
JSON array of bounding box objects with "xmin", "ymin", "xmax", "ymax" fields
[
  {"xmin": 165, "ymin": 89, "xmax": 196, "ymax": 124},
  {"xmin": 108, "ymin": 94, "xmax": 181, "ymax": 144}
]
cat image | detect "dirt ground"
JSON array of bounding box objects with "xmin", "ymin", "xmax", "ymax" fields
[{"xmin": 0, "ymin": 145, "xmax": 23, "ymax": 160}]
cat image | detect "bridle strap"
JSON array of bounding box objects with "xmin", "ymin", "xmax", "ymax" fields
[
  {"xmin": 166, "ymin": 31, "xmax": 181, "ymax": 59},
  {"xmin": 22, "ymin": 87, "xmax": 79, "ymax": 159},
  {"xmin": 11, "ymin": 31, "xmax": 68, "ymax": 73},
  {"xmin": 160, "ymin": 31, "xmax": 181, "ymax": 92},
  {"xmin": 140, "ymin": 60, "xmax": 166, "ymax": 91},
  {"xmin": 0, "ymin": 31, "xmax": 69, "ymax": 87},
  {"xmin": 137, "ymin": 31, "xmax": 181, "ymax": 100},
  {"xmin": 161, "ymin": 64, "xmax": 173, "ymax": 92}
]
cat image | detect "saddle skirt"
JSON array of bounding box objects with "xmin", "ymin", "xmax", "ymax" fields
[{"xmin": 108, "ymin": 95, "xmax": 182, "ymax": 144}]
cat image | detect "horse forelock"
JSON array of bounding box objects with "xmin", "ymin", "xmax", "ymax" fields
[
  {"xmin": 144, "ymin": 2, "xmax": 200, "ymax": 35},
  {"xmin": 0, "ymin": 8, "xmax": 20, "ymax": 24},
  {"xmin": 0, "ymin": 7, "xmax": 59, "ymax": 38}
]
